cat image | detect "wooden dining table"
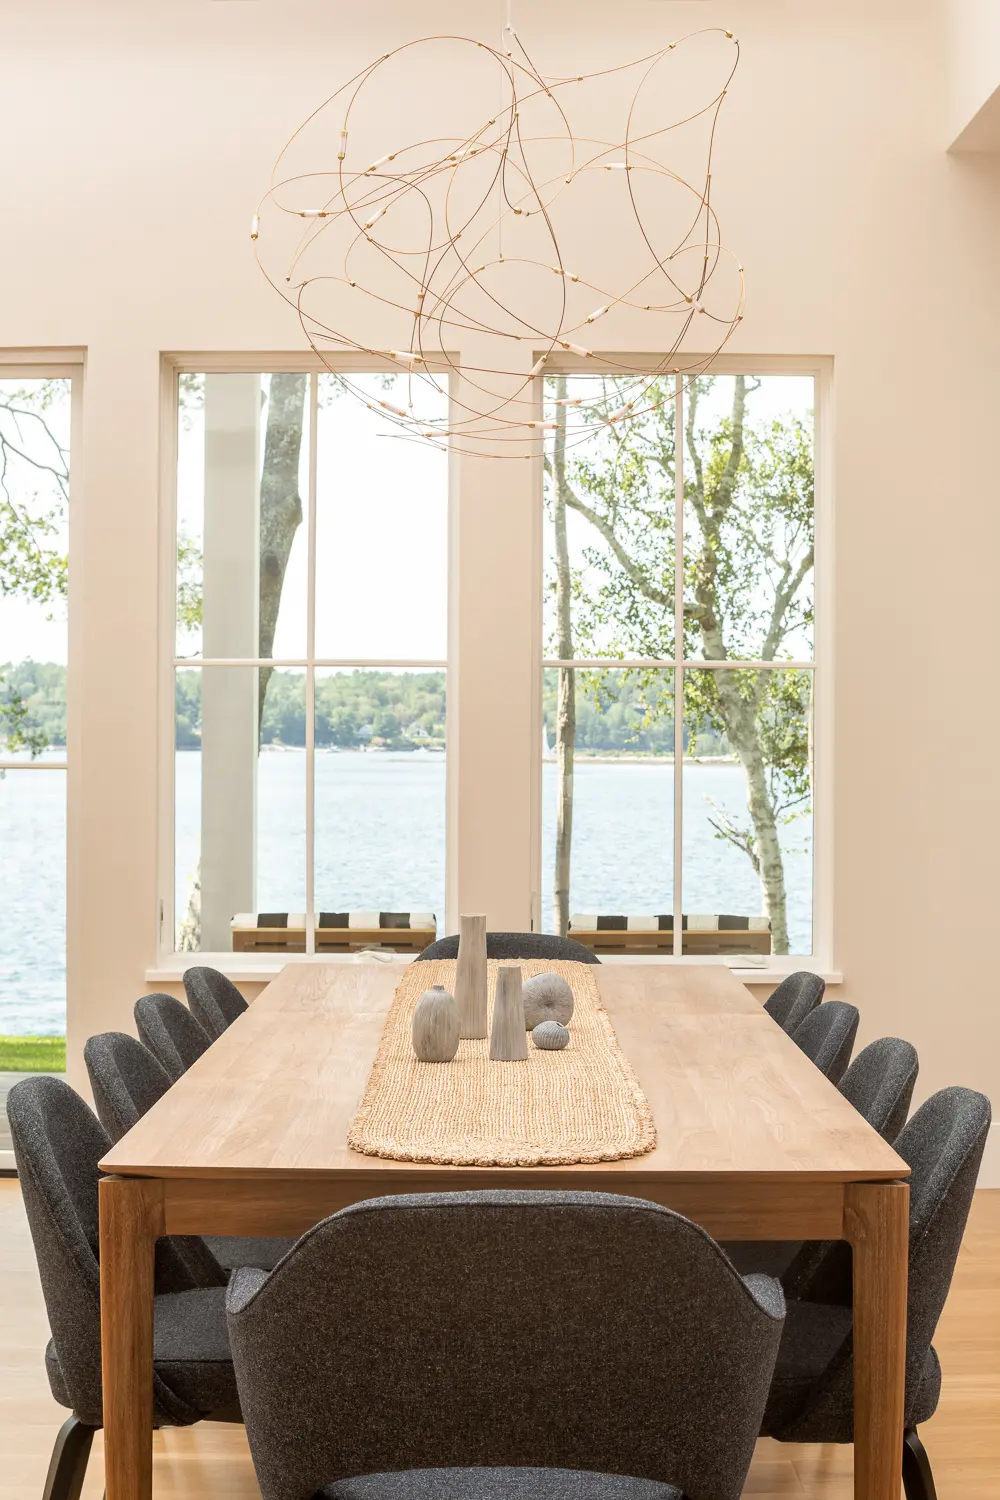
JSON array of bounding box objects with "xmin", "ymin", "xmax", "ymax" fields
[{"xmin": 99, "ymin": 962, "xmax": 909, "ymax": 1500}]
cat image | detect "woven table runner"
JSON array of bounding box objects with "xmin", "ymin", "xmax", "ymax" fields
[{"xmin": 348, "ymin": 959, "xmax": 656, "ymax": 1167}]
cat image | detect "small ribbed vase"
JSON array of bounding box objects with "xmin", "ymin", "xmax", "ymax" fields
[
  {"xmin": 489, "ymin": 965, "xmax": 529, "ymax": 1061},
  {"xmin": 455, "ymin": 912, "xmax": 488, "ymax": 1040}
]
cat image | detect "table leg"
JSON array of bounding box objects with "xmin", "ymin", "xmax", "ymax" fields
[
  {"xmin": 99, "ymin": 1175, "xmax": 164, "ymax": 1500},
  {"xmin": 845, "ymin": 1180, "xmax": 909, "ymax": 1500}
]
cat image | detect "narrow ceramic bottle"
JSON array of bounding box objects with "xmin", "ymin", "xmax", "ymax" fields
[
  {"xmin": 455, "ymin": 912, "xmax": 488, "ymax": 1039},
  {"xmin": 490, "ymin": 965, "xmax": 529, "ymax": 1061}
]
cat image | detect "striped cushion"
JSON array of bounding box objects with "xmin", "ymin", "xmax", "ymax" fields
[
  {"xmin": 231, "ymin": 912, "xmax": 437, "ymax": 931},
  {"xmin": 568, "ymin": 914, "xmax": 771, "ymax": 933}
]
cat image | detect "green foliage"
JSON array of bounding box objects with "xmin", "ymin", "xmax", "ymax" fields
[
  {"xmin": 176, "ymin": 532, "xmax": 203, "ymax": 636},
  {"xmin": 0, "ymin": 661, "xmax": 66, "ymax": 752},
  {"xmin": 0, "ymin": 1034, "xmax": 66, "ymax": 1071},
  {"xmin": 175, "ymin": 669, "xmax": 446, "ymax": 752},
  {"xmin": 0, "ymin": 381, "xmax": 70, "ymax": 755}
]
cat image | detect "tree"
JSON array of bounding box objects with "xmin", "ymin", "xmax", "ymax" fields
[
  {"xmin": 0, "ymin": 381, "xmax": 70, "ymax": 758},
  {"xmin": 257, "ymin": 374, "xmax": 306, "ymax": 718},
  {"xmin": 550, "ymin": 377, "xmax": 576, "ymax": 936},
  {"xmin": 546, "ymin": 374, "xmax": 814, "ymax": 953}
]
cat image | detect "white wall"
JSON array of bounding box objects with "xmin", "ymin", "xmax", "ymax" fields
[{"xmin": 2, "ymin": 0, "xmax": 998, "ymax": 1161}]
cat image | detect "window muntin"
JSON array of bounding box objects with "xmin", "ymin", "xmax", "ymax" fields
[
  {"xmin": 542, "ymin": 371, "xmax": 816, "ymax": 957},
  {"xmin": 170, "ymin": 370, "xmax": 448, "ymax": 956}
]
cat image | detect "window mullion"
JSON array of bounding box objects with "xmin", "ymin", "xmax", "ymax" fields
[
  {"xmin": 305, "ymin": 372, "xmax": 319, "ymax": 955},
  {"xmin": 673, "ymin": 373, "xmax": 685, "ymax": 958}
]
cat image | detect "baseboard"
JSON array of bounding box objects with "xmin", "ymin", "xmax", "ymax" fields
[{"xmin": 977, "ymin": 1122, "xmax": 1000, "ymax": 1189}]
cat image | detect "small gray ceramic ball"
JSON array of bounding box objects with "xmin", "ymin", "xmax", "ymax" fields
[
  {"xmin": 532, "ymin": 1020, "xmax": 570, "ymax": 1051},
  {"xmin": 522, "ymin": 971, "xmax": 574, "ymax": 1030}
]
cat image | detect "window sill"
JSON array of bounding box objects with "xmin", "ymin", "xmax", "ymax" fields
[{"xmin": 146, "ymin": 953, "xmax": 841, "ymax": 985}]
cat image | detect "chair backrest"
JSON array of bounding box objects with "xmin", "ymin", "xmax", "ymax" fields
[
  {"xmin": 416, "ymin": 932, "xmax": 600, "ymax": 964},
  {"xmin": 5, "ymin": 1076, "xmax": 205, "ymax": 1428},
  {"xmin": 790, "ymin": 1000, "xmax": 859, "ymax": 1084},
  {"xmin": 226, "ymin": 1189, "xmax": 784, "ymax": 1500},
  {"xmin": 777, "ymin": 1086, "xmax": 991, "ymax": 1442},
  {"xmin": 840, "ymin": 1036, "xmax": 919, "ymax": 1144},
  {"xmin": 782, "ymin": 1036, "xmax": 920, "ymax": 1302},
  {"xmin": 84, "ymin": 1031, "xmax": 171, "ymax": 1142},
  {"xmin": 134, "ymin": 992, "xmax": 211, "ymax": 1082},
  {"xmin": 83, "ymin": 1031, "xmax": 226, "ymax": 1289},
  {"xmin": 183, "ymin": 965, "xmax": 249, "ymax": 1038},
  {"xmin": 763, "ymin": 971, "xmax": 825, "ymax": 1032}
]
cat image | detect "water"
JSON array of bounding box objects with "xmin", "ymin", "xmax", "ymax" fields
[{"xmin": 0, "ymin": 753, "xmax": 812, "ymax": 1036}]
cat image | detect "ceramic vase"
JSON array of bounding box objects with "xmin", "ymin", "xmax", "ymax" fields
[
  {"xmin": 490, "ymin": 965, "xmax": 529, "ymax": 1061},
  {"xmin": 412, "ymin": 985, "xmax": 461, "ymax": 1062},
  {"xmin": 455, "ymin": 912, "xmax": 488, "ymax": 1040}
]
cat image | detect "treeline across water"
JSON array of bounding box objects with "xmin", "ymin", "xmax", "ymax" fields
[{"xmin": 2, "ymin": 661, "xmax": 731, "ymax": 757}]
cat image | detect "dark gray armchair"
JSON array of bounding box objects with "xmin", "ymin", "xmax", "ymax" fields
[
  {"xmin": 727, "ymin": 1036, "xmax": 920, "ymax": 1283},
  {"xmin": 416, "ymin": 932, "xmax": 600, "ymax": 964},
  {"xmin": 226, "ymin": 1189, "xmax": 785, "ymax": 1500},
  {"xmin": 182, "ymin": 965, "xmax": 249, "ymax": 1039},
  {"xmin": 762, "ymin": 1086, "xmax": 991, "ymax": 1500},
  {"xmin": 6, "ymin": 1076, "xmax": 240, "ymax": 1500},
  {"xmin": 134, "ymin": 992, "xmax": 211, "ymax": 1082},
  {"xmin": 84, "ymin": 1030, "xmax": 291, "ymax": 1276},
  {"xmin": 763, "ymin": 971, "xmax": 825, "ymax": 1033},
  {"xmin": 790, "ymin": 1000, "xmax": 860, "ymax": 1084}
]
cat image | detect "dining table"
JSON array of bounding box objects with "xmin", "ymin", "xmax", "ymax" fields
[{"xmin": 98, "ymin": 961, "xmax": 909, "ymax": 1500}]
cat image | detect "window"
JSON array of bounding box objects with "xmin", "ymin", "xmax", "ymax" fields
[
  {"xmin": 0, "ymin": 373, "xmax": 73, "ymax": 1084},
  {"xmin": 168, "ymin": 368, "xmax": 449, "ymax": 957},
  {"xmin": 542, "ymin": 369, "xmax": 816, "ymax": 958}
]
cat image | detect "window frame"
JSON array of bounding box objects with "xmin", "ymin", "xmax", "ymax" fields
[
  {"xmin": 0, "ymin": 351, "xmax": 82, "ymax": 1143},
  {"xmin": 157, "ymin": 352, "xmax": 451, "ymax": 965},
  {"xmin": 533, "ymin": 352, "xmax": 833, "ymax": 973},
  {"xmin": 155, "ymin": 350, "xmax": 832, "ymax": 978}
]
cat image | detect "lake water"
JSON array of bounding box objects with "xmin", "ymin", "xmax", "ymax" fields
[{"xmin": 0, "ymin": 752, "xmax": 812, "ymax": 1035}]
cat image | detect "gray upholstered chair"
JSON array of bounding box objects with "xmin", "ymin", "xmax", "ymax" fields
[
  {"xmin": 226, "ymin": 1189, "xmax": 786, "ymax": 1500},
  {"xmin": 134, "ymin": 991, "xmax": 211, "ymax": 1082},
  {"xmin": 416, "ymin": 932, "xmax": 600, "ymax": 964},
  {"xmin": 763, "ymin": 971, "xmax": 825, "ymax": 1033},
  {"xmin": 781, "ymin": 1037, "xmax": 920, "ymax": 1302},
  {"xmin": 790, "ymin": 1000, "xmax": 859, "ymax": 1084},
  {"xmin": 762, "ymin": 1086, "xmax": 991, "ymax": 1500},
  {"xmin": 183, "ymin": 965, "xmax": 249, "ymax": 1039},
  {"xmin": 6, "ymin": 1076, "xmax": 240, "ymax": 1500},
  {"xmin": 84, "ymin": 1030, "xmax": 292, "ymax": 1276},
  {"xmin": 725, "ymin": 1036, "xmax": 920, "ymax": 1282}
]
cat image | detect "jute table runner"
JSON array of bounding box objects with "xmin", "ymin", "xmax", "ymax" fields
[{"xmin": 348, "ymin": 959, "xmax": 656, "ymax": 1167}]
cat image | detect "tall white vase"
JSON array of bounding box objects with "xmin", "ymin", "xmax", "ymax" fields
[
  {"xmin": 455, "ymin": 912, "xmax": 488, "ymax": 1040},
  {"xmin": 490, "ymin": 965, "xmax": 529, "ymax": 1061}
]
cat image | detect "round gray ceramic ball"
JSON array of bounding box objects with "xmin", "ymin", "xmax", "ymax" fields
[
  {"xmin": 532, "ymin": 1020, "xmax": 570, "ymax": 1050},
  {"xmin": 522, "ymin": 972, "xmax": 574, "ymax": 1030}
]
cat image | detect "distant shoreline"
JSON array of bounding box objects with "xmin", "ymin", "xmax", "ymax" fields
[{"xmin": 174, "ymin": 745, "xmax": 741, "ymax": 767}]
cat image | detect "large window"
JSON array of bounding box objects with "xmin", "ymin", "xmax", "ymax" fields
[
  {"xmin": 169, "ymin": 369, "xmax": 448, "ymax": 956},
  {"xmin": 0, "ymin": 374, "xmax": 73, "ymax": 1087},
  {"xmin": 542, "ymin": 370, "xmax": 816, "ymax": 957}
]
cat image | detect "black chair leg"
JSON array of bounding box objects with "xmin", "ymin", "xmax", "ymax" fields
[
  {"xmin": 41, "ymin": 1416, "xmax": 96, "ymax": 1500},
  {"xmin": 902, "ymin": 1427, "xmax": 938, "ymax": 1500}
]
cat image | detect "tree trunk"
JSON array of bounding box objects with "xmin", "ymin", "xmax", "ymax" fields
[
  {"xmin": 258, "ymin": 373, "xmax": 307, "ymax": 727},
  {"xmin": 686, "ymin": 376, "xmax": 790, "ymax": 953},
  {"xmin": 713, "ymin": 670, "xmax": 790, "ymax": 953},
  {"xmin": 552, "ymin": 378, "xmax": 576, "ymax": 938}
]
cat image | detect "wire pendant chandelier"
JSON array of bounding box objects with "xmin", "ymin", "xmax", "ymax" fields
[{"xmin": 253, "ymin": 19, "xmax": 743, "ymax": 458}]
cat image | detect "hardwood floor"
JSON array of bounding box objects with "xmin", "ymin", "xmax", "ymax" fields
[{"xmin": 2, "ymin": 1177, "xmax": 997, "ymax": 1499}]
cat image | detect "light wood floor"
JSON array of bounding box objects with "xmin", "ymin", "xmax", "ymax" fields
[{"xmin": 2, "ymin": 1179, "xmax": 997, "ymax": 1499}]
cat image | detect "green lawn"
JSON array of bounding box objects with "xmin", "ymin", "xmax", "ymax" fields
[{"xmin": 0, "ymin": 1035, "xmax": 66, "ymax": 1072}]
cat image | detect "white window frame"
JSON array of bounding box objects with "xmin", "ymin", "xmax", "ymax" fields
[
  {"xmin": 156, "ymin": 352, "xmax": 451, "ymax": 969},
  {"xmin": 533, "ymin": 353, "xmax": 833, "ymax": 975},
  {"xmin": 0, "ymin": 351, "xmax": 82, "ymax": 1166},
  {"xmin": 153, "ymin": 350, "xmax": 832, "ymax": 981}
]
